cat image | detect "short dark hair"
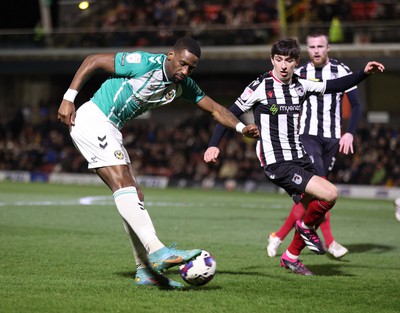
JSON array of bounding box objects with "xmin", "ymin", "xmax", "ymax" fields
[
  {"xmin": 306, "ymin": 31, "xmax": 329, "ymax": 44},
  {"xmin": 173, "ymin": 37, "xmax": 201, "ymax": 59},
  {"xmin": 271, "ymin": 38, "xmax": 300, "ymax": 59}
]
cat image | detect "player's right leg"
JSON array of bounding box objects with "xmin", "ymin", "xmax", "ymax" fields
[
  {"xmin": 280, "ymin": 233, "xmax": 313, "ymax": 276},
  {"xmin": 297, "ymin": 178, "xmax": 337, "ymax": 254}
]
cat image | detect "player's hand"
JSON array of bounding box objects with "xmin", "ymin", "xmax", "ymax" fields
[
  {"xmin": 364, "ymin": 61, "xmax": 385, "ymax": 75},
  {"xmin": 339, "ymin": 132, "xmax": 354, "ymax": 154},
  {"xmin": 243, "ymin": 123, "xmax": 259, "ymax": 139},
  {"xmin": 58, "ymin": 100, "xmax": 76, "ymax": 127},
  {"xmin": 204, "ymin": 147, "xmax": 220, "ymax": 164}
]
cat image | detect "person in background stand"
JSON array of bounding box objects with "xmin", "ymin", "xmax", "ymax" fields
[{"xmin": 267, "ymin": 32, "xmax": 362, "ymax": 259}]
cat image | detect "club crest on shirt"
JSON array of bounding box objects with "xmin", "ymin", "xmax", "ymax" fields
[
  {"xmin": 165, "ymin": 89, "xmax": 176, "ymax": 100},
  {"xmin": 295, "ymin": 86, "xmax": 305, "ymax": 97},
  {"xmin": 114, "ymin": 150, "xmax": 124, "ymax": 160},
  {"xmin": 126, "ymin": 53, "xmax": 142, "ymax": 64},
  {"xmin": 292, "ymin": 173, "xmax": 303, "ymax": 185}
]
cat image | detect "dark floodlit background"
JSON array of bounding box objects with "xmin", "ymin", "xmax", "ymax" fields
[{"xmin": 0, "ymin": 0, "xmax": 399, "ymax": 191}]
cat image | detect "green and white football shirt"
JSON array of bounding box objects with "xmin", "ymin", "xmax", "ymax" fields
[{"xmin": 92, "ymin": 51, "xmax": 205, "ymax": 129}]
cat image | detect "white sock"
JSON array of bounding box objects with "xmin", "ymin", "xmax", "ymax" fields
[
  {"xmin": 286, "ymin": 250, "xmax": 299, "ymax": 260},
  {"xmin": 121, "ymin": 219, "xmax": 148, "ymax": 269},
  {"xmin": 113, "ymin": 187, "xmax": 164, "ymax": 254},
  {"xmin": 301, "ymin": 220, "xmax": 311, "ymax": 229}
]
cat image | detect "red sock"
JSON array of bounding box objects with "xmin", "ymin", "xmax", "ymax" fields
[
  {"xmin": 303, "ymin": 200, "xmax": 333, "ymax": 227},
  {"xmin": 319, "ymin": 211, "xmax": 334, "ymax": 247},
  {"xmin": 287, "ymin": 230, "xmax": 306, "ymax": 256},
  {"xmin": 276, "ymin": 203, "xmax": 305, "ymax": 240}
]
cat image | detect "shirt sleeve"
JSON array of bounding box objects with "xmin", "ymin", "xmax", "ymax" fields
[
  {"xmin": 181, "ymin": 77, "xmax": 206, "ymax": 103},
  {"xmin": 338, "ymin": 64, "xmax": 357, "ymax": 93},
  {"xmin": 325, "ymin": 70, "xmax": 367, "ymax": 94},
  {"xmin": 345, "ymin": 88, "xmax": 362, "ymax": 134},
  {"xmin": 114, "ymin": 52, "xmax": 160, "ymax": 77},
  {"xmin": 208, "ymin": 104, "xmax": 245, "ymax": 147}
]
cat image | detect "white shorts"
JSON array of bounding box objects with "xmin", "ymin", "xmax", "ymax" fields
[{"xmin": 70, "ymin": 101, "xmax": 131, "ymax": 169}]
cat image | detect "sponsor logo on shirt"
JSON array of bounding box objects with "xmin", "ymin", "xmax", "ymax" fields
[
  {"xmin": 279, "ymin": 104, "xmax": 301, "ymax": 113},
  {"xmin": 270, "ymin": 104, "xmax": 278, "ymax": 115},
  {"xmin": 149, "ymin": 56, "xmax": 162, "ymax": 64}
]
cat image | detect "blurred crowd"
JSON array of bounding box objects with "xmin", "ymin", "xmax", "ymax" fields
[
  {"xmin": 72, "ymin": 0, "xmax": 279, "ymax": 47},
  {"xmin": 1, "ymin": 106, "xmax": 399, "ymax": 187},
  {"xmin": 65, "ymin": 0, "xmax": 400, "ymax": 47}
]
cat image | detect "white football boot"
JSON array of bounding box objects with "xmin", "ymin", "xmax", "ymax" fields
[
  {"xmin": 266, "ymin": 232, "xmax": 282, "ymax": 257},
  {"xmin": 327, "ymin": 241, "xmax": 349, "ymax": 258}
]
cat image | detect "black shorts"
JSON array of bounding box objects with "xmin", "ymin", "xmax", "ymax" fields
[
  {"xmin": 300, "ymin": 134, "xmax": 339, "ymax": 177},
  {"xmin": 263, "ymin": 155, "xmax": 317, "ymax": 204}
]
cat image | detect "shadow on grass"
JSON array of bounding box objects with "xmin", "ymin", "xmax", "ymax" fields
[
  {"xmin": 115, "ymin": 271, "xmax": 222, "ymax": 291},
  {"xmin": 307, "ymin": 263, "xmax": 354, "ymax": 276},
  {"xmin": 343, "ymin": 243, "xmax": 393, "ymax": 254},
  {"xmin": 114, "ymin": 244, "xmax": 393, "ymax": 282}
]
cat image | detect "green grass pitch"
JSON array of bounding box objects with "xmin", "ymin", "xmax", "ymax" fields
[{"xmin": 1, "ymin": 181, "xmax": 399, "ymax": 313}]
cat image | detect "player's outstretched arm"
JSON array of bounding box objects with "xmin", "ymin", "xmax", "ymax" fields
[
  {"xmin": 364, "ymin": 61, "xmax": 385, "ymax": 75},
  {"xmin": 58, "ymin": 53, "xmax": 116, "ymax": 126},
  {"xmin": 325, "ymin": 61, "xmax": 385, "ymax": 94},
  {"xmin": 197, "ymin": 95, "xmax": 259, "ymax": 139}
]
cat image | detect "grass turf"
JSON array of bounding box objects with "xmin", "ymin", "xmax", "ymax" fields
[{"xmin": 0, "ymin": 181, "xmax": 399, "ymax": 313}]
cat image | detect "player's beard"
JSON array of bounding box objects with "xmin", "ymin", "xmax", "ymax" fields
[{"xmin": 172, "ymin": 74, "xmax": 185, "ymax": 84}]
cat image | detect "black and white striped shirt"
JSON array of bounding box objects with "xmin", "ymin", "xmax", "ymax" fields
[
  {"xmin": 235, "ymin": 71, "xmax": 327, "ymax": 166},
  {"xmin": 295, "ymin": 59, "xmax": 355, "ymax": 139},
  {"xmin": 208, "ymin": 68, "xmax": 367, "ymax": 166}
]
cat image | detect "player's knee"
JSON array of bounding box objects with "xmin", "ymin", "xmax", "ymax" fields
[{"xmin": 325, "ymin": 185, "xmax": 338, "ymax": 204}]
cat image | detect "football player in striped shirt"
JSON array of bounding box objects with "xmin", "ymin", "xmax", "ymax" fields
[
  {"xmin": 57, "ymin": 37, "xmax": 259, "ymax": 289},
  {"xmin": 267, "ymin": 32, "xmax": 362, "ymax": 259},
  {"xmin": 204, "ymin": 38, "xmax": 384, "ymax": 275}
]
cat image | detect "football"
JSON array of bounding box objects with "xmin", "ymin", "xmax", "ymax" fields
[{"xmin": 179, "ymin": 250, "xmax": 217, "ymax": 286}]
